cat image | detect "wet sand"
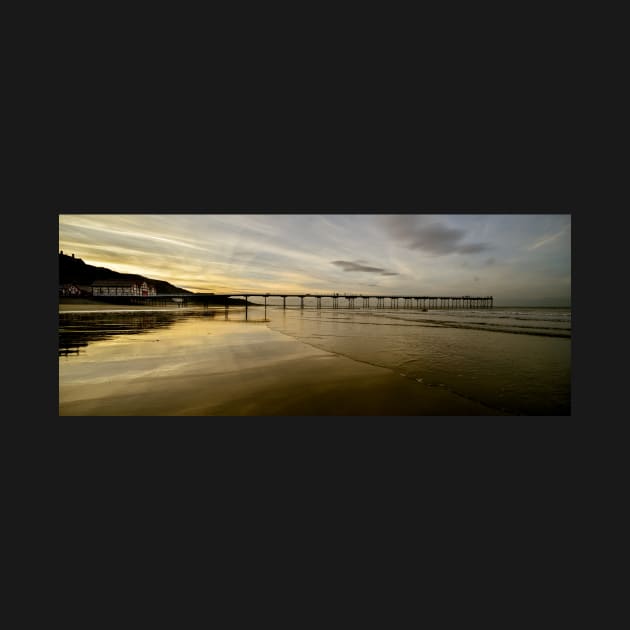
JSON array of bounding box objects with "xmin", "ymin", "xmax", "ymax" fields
[
  {"xmin": 59, "ymin": 303, "xmax": 568, "ymax": 416},
  {"xmin": 59, "ymin": 316, "xmax": 504, "ymax": 416},
  {"xmin": 59, "ymin": 300, "xmax": 181, "ymax": 312}
]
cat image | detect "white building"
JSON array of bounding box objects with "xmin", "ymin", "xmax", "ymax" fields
[{"xmin": 92, "ymin": 279, "xmax": 157, "ymax": 297}]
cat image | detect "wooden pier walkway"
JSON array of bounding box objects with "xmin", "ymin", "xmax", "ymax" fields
[{"xmin": 117, "ymin": 293, "xmax": 494, "ymax": 310}]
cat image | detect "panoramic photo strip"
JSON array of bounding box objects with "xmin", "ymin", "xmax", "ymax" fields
[{"xmin": 59, "ymin": 213, "xmax": 571, "ymax": 416}]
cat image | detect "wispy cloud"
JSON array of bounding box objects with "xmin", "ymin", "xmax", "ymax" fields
[
  {"xmin": 383, "ymin": 215, "xmax": 490, "ymax": 255},
  {"xmin": 59, "ymin": 213, "xmax": 571, "ymax": 304},
  {"xmin": 331, "ymin": 260, "xmax": 399, "ymax": 275},
  {"xmin": 527, "ymin": 224, "xmax": 570, "ymax": 251}
]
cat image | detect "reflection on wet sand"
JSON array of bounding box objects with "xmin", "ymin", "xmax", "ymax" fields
[
  {"xmin": 58, "ymin": 307, "xmax": 270, "ymax": 357},
  {"xmin": 59, "ymin": 311, "xmax": 187, "ymax": 356},
  {"xmin": 61, "ymin": 305, "xmax": 568, "ymax": 415},
  {"xmin": 59, "ymin": 306, "xmax": 500, "ymax": 416}
]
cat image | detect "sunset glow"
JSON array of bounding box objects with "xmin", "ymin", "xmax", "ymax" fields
[{"xmin": 59, "ymin": 213, "xmax": 571, "ymax": 305}]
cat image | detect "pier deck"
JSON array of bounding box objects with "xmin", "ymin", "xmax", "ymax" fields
[{"xmin": 88, "ymin": 293, "xmax": 494, "ymax": 309}]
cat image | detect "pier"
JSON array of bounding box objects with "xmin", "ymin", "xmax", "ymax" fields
[
  {"xmin": 90, "ymin": 293, "xmax": 493, "ymax": 310},
  {"xmin": 203, "ymin": 293, "xmax": 492, "ymax": 310}
]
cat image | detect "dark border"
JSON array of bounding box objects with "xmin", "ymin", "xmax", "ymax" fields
[{"xmin": 23, "ymin": 205, "xmax": 583, "ymax": 504}]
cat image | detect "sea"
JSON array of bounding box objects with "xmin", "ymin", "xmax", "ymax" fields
[{"xmin": 59, "ymin": 305, "xmax": 571, "ymax": 415}]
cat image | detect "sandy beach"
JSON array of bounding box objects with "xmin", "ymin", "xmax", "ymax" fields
[
  {"xmin": 60, "ymin": 351, "xmax": 504, "ymax": 416},
  {"xmin": 59, "ymin": 306, "xmax": 504, "ymax": 416}
]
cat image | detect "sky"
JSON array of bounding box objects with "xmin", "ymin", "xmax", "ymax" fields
[{"xmin": 58, "ymin": 213, "xmax": 571, "ymax": 305}]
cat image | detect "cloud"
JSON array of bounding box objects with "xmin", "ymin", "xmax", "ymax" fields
[
  {"xmin": 331, "ymin": 260, "xmax": 399, "ymax": 275},
  {"xmin": 383, "ymin": 215, "xmax": 490, "ymax": 255},
  {"xmin": 527, "ymin": 224, "xmax": 570, "ymax": 251}
]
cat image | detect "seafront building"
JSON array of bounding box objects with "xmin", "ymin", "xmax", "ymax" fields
[{"xmin": 91, "ymin": 279, "xmax": 157, "ymax": 297}]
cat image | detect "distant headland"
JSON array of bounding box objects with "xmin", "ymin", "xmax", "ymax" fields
[
  {"xmin": 58, "ymin": 252, "xmax": 249, "ymax": 307},
  {"xmin": 59, "ymin": 252, "xmax": 192, "ymax": 295}
]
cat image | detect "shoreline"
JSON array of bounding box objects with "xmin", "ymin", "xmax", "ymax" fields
[
  {"xmin": 59, "ymin": 303, "xmax": 186, "ymax": 312},
  {"xmin": 60, "ymin": 297, "xmax": 250, "ymax": 309},
  {"xmin": 58, "ymin": 300, "xmax": 231, "ymax": 312},
  {"xmin": 59, "ymin": 297, "xmax": 251, "ymax": 311}
]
